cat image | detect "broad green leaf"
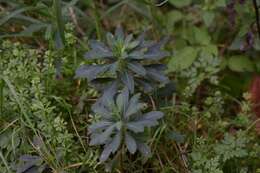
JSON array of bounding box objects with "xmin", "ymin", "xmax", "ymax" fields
[
  {"xmin": 201, "ymin": 44, "xmax": 218, "ymax": 56},
  {"xmin": 228, "ymin": 56, "xmax": 255, "ymax": 72},
  {"xmin": 203, "ymin": 11, "xmax": 215, "ymax": 27},
  {"xmin": 215, "ymin": 0, "xmax": 226, "ymax": 7},
  {"xmin": 167, "ymin": 10, "xmax": 183, "ymax": 24},
  {"xmin": 168, "ymin": 47, "xmax": 198, "ymax": 72},
  {"xmin": 169, "ymin": 0, "xmax": 192, "ymax": 8},
  {"xmin": 193, "ymin": 27, "xmax": 211, "ymax": 45}
]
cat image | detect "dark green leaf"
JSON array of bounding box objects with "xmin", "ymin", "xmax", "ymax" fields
[
  {"xmin": 85, "ymin": 40, "xmax": 113, "ymax": 59},
  {"xmin": 120, "ymin": 72, "xmax": 134, "ymax": 93},
  {"xmin": 168, "ymin": 47, "xmax": 198, "ymax": 72},
  {"xmin": 75, "ymin": 64, "xmax": 110, "ymax": 81},
  {"xmin": 126, "ymin": 122, "xmax": 144, "ymax": 133},
  {"xmin": 228, "ymin": 56, "xmax": 254, "ymax": 72},
  {"xmin": 128, "ymin": 62, "xmax": 146, "ymax": 76},
  {"xmin": 116, "ymin": 87, "xmax": 129, "ymax": 114},
  {"xmin": 89, "ymin": 124, "xmax": 115, "ymax": 145},
  {"xmin": 125, "ymin": 94, "xmax": 143, "ymax": 118},
  {"xmin": 88, "ymin": 121, "xmax": 114, "ymax": 133},
  {"xmin": 125, "ymin": 133, "xmax": 137, "ymax": 154}
]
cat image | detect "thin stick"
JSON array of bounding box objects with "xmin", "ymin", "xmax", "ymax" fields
[
  {"xmin": 0, "ymin": 151, "xmax": 12, "ymax": 173},
  {"xmin": 253, "ymin": 0, "xmax": 260, "ymax": 39},
  {"xmin": 68, "ymin": 7, "xmax": 85, "ymax": 36}
]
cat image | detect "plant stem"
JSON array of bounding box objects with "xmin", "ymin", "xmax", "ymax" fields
[
  {"xmin": 0, "ymin": 79, "xmax": 3, "ymax": 117},
  {"xmin": 0, "ymin": 151, "xmax": 12, "ymax": 173},
  {"xmin": 253, "ymin": 0, "xmax": 260, "ymax": 39},
  {"xmin": 120, "ymin": 146, "xmax": 124, "ymax": 172}
]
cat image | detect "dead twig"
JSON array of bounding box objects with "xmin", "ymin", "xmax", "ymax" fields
[
  {"xmin": 68, "ymin": 7, "xmax": 85, "ymax": 36},
  {"xmin": 253, "ymin": 0, "xmax": 260, "ymax": 39}
]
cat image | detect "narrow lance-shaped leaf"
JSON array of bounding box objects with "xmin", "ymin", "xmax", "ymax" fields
[
  {"xmin": 89, "ymin": 124, "xmax": 115, "ymax": 145},
  {"xmin": 125, "ymin": 133, "xmax": 137, "ymax": 154},
  {"xmin": 99, "ymin": 82, "xmax": 117, "ymax": 108},
  {"xmin": 110, "ymin": 132, "xmax": 121, "ymax": 153},
  {"xmin": 128, "ymin": 62, "xmax": 146, "ymax": 76},
  {"xmin": 142, "ymin": 111, "xmax": 164, "ymax": 120},
  {"xmin": 99, "ymin": 132, "xmax": 121, "ymax": 162},
  {"xmin": 126, "ymin": 121, "xmax": 144, "ymax": 133},
  {"xmin": 99, "ymin": 143, "xmax": 113, "ymax": 162},
  {"xmin": 145, "ymin": 68, "xmax": 169, "ymax": 84},
  {"xmin": 85, "ymin": 40, "xmax": 113, "ymax": 59},
  {"xmin": 120, "ymin": 72, "xmax": 134, "ymax": 93},
  {"xmin": 125, "ymin": 94, "xmax": 143, "ymax": 118},
  {"xmin": 75, "ymin": 64, "xmax": 110, "ymax": 81},
  {"xmin": 116, "ymin": 87, "xmax": 129, "ymax": 114},
  {"xmin": 88, "ymin": 121, "xmax": 113, "ymax": 134}
]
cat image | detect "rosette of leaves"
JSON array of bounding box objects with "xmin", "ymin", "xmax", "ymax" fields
[
  {"xmin": 75, "ymin": 27, "xmax": 169, "ymax": 93},
  {"xmin": 88, "ymin": 86, "xmax": 164, "ymax": 163}
]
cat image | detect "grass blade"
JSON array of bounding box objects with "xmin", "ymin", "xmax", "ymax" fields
[
  {"xmin": 0, "ymin": 6, "xmax": 36, "ymax": 26},
  {"xmin": 53, "ymin": 0, "xmax": 65, "ymax": 48}
]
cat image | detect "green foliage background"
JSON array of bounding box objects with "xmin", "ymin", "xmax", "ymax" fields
[{"xmin": 0, "ymin": 0, "xmax": 260, "ymax": 172}]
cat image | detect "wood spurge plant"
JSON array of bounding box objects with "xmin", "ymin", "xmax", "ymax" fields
[
  {"xmin": 75, "ymin": 27, "xmax": 168, "ymax": 171},
  {"xmin": 89, "ymin": 86, "xmax": 163, "ymax": 162},
  {"xmin": 75, "ymin": 27, "xmax": 169, "ymax": 93}
]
